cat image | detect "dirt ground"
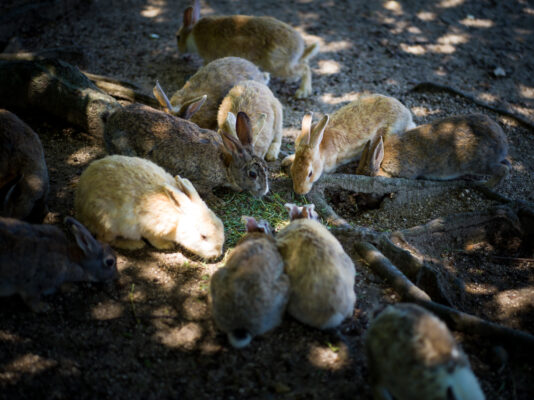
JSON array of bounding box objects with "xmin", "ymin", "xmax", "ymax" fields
[{"xmin": 1, "ymin": 0, "xmax": 534, "ymax": 399}]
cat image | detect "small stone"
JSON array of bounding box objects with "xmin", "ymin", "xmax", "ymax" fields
[{"xmin": 493, "ymin": 67, "xmax": 506, "ymax": 77}]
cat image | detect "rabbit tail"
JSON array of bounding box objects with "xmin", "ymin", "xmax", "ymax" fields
[{"xmin": 228, "ymin": 329, "xmax": 252, "ymax": 348}]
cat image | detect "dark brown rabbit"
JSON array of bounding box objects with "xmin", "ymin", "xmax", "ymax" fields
[{"xmin": 0, "ymin": 109, "xmax": 49, "ymax": 222}]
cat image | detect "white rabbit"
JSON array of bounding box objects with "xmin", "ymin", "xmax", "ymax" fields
[
  {"xmin": 210, "ymin": 217, "xmax": 290, "ymax": 348},
  {"xmin": 0, "ymin": 216, "xmax": 117, "ymax": 312},
  {"xmin": 275, "ymin": 203, "xmax": 356, "ymax": 329},
  {"xmin": 75, "ymin": 155, "xmax": 224, "ymax": 259},
  {"xmin": 365, "ymin": 303, "xmax": 485, "ymax": 400}
]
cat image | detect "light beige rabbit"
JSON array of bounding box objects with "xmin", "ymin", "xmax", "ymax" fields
[
  {"xmin": 167, "ymin": 57, "xmax": 270, "ymax": 130},
  {"xmin": 210, "ymin": 217, "xmax": 290, "ymax": 348},
  {"xmin": 356, "ymin": 113, "xmax": 510, "ymax": 188},
  {"xmin": 75, "ymin": 155, "xmax": 224, "ymax": 259},
  {"xmin": 275, "ymin": 203, "xmax": 356, "ymax": 329},
  {"xmin": 365, "ymin": 303, "xmax": 485, "ymax": 400},
  {"xmin": 176, "ymin": 0, "xmax": 319, "ymax": 98},
  {"xmin": 217, "ymin": 80, "xmax": 283, "ymax": 161},
  {"xmin": 285, "ymin": 94, "xmax": 415, "ymax": 194}
]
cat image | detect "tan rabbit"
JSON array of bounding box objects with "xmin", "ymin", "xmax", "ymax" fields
[
  {"xmin": 365, "ymin": 303, "xmax": 485, "ymax": 400},
  {"xmin": 286, "ymin": 94, "xmax": 415, "ymax": 194},
  {"xmin": 210, "ymin": 217, "xmax": 290, "ymax": 348},
  {"xmin": 0, "ymin": 216, "xmax": 117, "ymax": 312},
  {"xmin": 356, "ymin": 114, "xmax": 510, "ymax": 188},
  {"xmin": 176, "ymin": 0, "xmax": 319, "ymax": 98},
  {"xmin": 217, "ymin": 80, "xmax": 283, "ymax": 161},
  {"xmin": 104, "ymin": 87, "xmax": 269, "ymax": 200},
  {"xmin": 167, "ymin": 57, "xmax": 270, "ymax": 130},
  {"xmin": 75, "ymin": 155, "xmax": 224, "ymax": 259},
  {"xmin": 0, "ymin": 109, "xmax": 49, "ymax": 222},
  {"xmin": 275, "ymin": 203, "xmax": 356, "ymax": 329}
]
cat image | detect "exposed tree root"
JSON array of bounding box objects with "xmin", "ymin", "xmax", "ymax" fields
[{"xmin": 410, "ymin": 81, "xmax": 534, "ymax": 131}]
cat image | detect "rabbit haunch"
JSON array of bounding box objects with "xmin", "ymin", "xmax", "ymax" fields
[
  {"xmin": 75, "ymin": 155, "xmax": 224, "ymax": 259},
  {"xmin": 210, "ymin": 217, "xmax": 289, "ymax": 348},
  {"xmin": 287, "ymin": 93, "xmax": 415, "ymax": 195},
  {"xmin": 0, "ymin": 109, "xmax": 49, "ymax": 222},
  {"xmin": 0, "ymin": 216, "xmax": 117, "ymax": 313},
  {"xmin": 357, "ymin": 113, "xmax": 510, "ymax": 187},
  {"xmin": 104, "ymin": 101, "xmax": 268, "ymax": 199},
  {"xmin": 276, "ymin": 204, "xmax": 356, "ymax": 329},
  {"xmin": 169, "ymin": 57, "xmax": 270, "ymax": 130},
  {"xmin": 365, "ymin": 303, "xmax": 485, "ymax": 400},
  {"xmin": 218, "ymin": 80, "xmax": 283, "ymax": 161},
  {"xmin": 176, "ymin": 0, "xmax": 319, "ymax": 98}
]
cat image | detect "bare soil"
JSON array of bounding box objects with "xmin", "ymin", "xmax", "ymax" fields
[{"xmin": 1, "ymin": 1, "xmax": 534, "ymax": 399}]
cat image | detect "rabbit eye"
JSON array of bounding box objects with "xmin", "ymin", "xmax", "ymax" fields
[
  {"xmin": 248, "ymin": 170, "xmax": 257, "ymax": 179},
  {"xmin": 104, "ymin": 257, "xmax": 116, "ymax": 268},
  {"xmin": 308, "ymin": 170, "xmax": 313, "ymax": 178},
  {"xmin": 201, "ymin": 234, "xmax": 207, "ymax": 240}
]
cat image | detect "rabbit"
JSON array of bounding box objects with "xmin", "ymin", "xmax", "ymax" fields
[
  {"xmin": 0, "ymin": 109, "xmax": 49, "ymax": 222},
  {"xmin": 217, "ymin": 80, "xmax": 283, "ymax": 161},
  {"xmin": 356, "ymin": 114, "xmax": 510, "ymax": 188},
  {"xmin": 166, "ymin": 57, "xmax": 270, "ymax": 130},
  {"xmin": 74, "ymin": 155, "xmax": 225, "ymax": 259},
  {"xmin": 0, "ymin": 216, "xmax": 117, "ymax": 313},
  {"xmin": 176, "ymin": 0, "xmax": 319, "ymax": 98},
  {"xmin": 210, "ymin": 216, "xmax": 290, "ymax": 348},
  {"xmin": 275, "ymin": 203, "xmax": 356, "ymax": 329},
  {"xmin": 284, "ymin": 93, "xmax": 415, "ymax": 194},
  {"xmin": 365, "ymin": 303, "xmax": 485, "ymax": 400},
  {"xmin": 103, "ymin": 86, "xmax": 269, "ymax": 200}
]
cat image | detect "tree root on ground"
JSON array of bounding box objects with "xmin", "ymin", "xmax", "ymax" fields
[{"xmin": 410, "ymin": 81, "xmax": 534, "ymax": 131}]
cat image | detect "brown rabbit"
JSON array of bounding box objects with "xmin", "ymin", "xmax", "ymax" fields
[
  {"xmin": 0, "ymin": 109, "xmax": 49, "ymax": 222},
  {"xmin": 168, "ymin": 57, "xmax": 270, "ymax": 130},
  {"xmin": 210, "ymin": 217, "xmax": 290, "ymax": 348},
  {"xmin": 365, "ymin": 303, "xmax": 485, "ymax": 400},
  {"xmin": 0, "ymin": 216, "xmax": 117, "ymax": 312},
  {"xmin": 285, "ymin": 94, "xmax": 415, "ymax": 194},
  {"xmin": 176, "ymin": 0, "xmax": 319, "ymax": 98},
  {"xmin": 356, "ymin": 114, "xmax": 510, "ymax": 188},
  {"xmin": 218, "ymin": 80, "xmax": 283, "ymax": 161},
  {"xmin": 104, "ymin": 89, "xmax": 269, "ymax": 200}
]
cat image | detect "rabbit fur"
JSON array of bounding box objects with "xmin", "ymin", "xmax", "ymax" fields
[
  {"xmin": 0, "ymin": 216, "xmax": 117, "ymax": 312},
  {"xmin": 74, "ymin": 155, "xmax": 225, "ymax": 259},
  {"xmin": 286, "ymin": 93, "xmax": 415, "ymax": 194},
  {"xmin": 176, "ymin": 0, "xmax": 319, "ymax": 98},
  {"xmin": 103, "ymin": 101, "xmax": 269, "ymax": 200},
  {"xmin": 218, "ymin": 80, "xmax": 283, "ymax": 161},
  {"xmin": 356, "ymin": 114, "xmax": 510, "ymax": 188},
  {"xmin": 275, "ymin": 203, "xmax": 356, "ymax": 329},
  {"xmin": 210, "ymin": 216, "xmax": 290, "ymax": 348},
  {"xmin": 0, "ymin": 109, "xmax": 49, "ymax": 222},
  {"xmin": 365, "ymin": 303, "xmax": 485, "ymax": 400},
  {"xmin": 169, "ymin": 57, "xmax": 270, "ymax": 130}
]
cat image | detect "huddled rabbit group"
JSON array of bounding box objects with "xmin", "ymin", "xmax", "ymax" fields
[{"xmin": 1, "ymin": 0, "xmax": 509, "ymax": 398}]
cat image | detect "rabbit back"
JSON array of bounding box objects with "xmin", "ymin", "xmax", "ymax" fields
[
  {"xmin": 171, "ymin": 57, "xmax": 270, "ymax": 130},
  {"xmin": 365, "ymin": 303, "xmax": 485, "ymax": 400},
  {"xmin": 381, "ymin": 114, "xmax": 509, "ymax": 184},
  {"xmin": 217, "ymin": 80, "xmax": 283, "ymax": 161},
  {"xmin": 0, "ymin": 109, "xmax": 49, "ymax": 222},
  {"xmin": 276, "ymin": 219, "xmax": 356, "ymax": 329},
  {"xmin": 189, "ymin": 16, "xmax": 305, "ymax": 79},
  {"xmin": 210, "ymin": 233, "xmax": 290, "ymax": 347}
]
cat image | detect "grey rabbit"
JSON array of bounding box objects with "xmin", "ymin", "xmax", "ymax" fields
[
  {"xmin": 0, "ymin": 216, "xmax": 118, "ymax": 312},
  {"xmin": 210, "ymin": 216, "xmax": 290, "ymax": 348},
  {"xmin": 365, "ymin": 303, "xmax": 485, "ymax": 400},
  {"xmin": 0, "ymin": 109, "xmax": 49, "ymax": 222},
  {"xmin": 104, "ymin": 91, "xmax": 268, "ymax": 200}
]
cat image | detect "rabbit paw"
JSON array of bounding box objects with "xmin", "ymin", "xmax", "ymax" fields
[
  {"xmin": 295, "ymin": 86, "xmax": 311, "ymax": 99},
  {"xmin": 111, "ymin": 238, "xmax": 146, "ymax": 250},
  {"xmin": 146, "ymin": 236, "xmax": 175, "ymax": 250}
]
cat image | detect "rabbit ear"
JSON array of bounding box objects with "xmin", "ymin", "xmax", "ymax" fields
[
  {"xmin": 163, "ymin": 184, "xmax": 190, "ymax": 208},
  {"xmin": 370, "ymin": 136, "xmax": 385, "ymax": 170},
  {"xmin": 64, "ymin": 216, "xmax": 99, "ymax": 257},
  {"xmin": 296, "ymin": 112, "xmax": 313, "ymax": 147},
  {"xmin": 302, "ymin": 204, "xmax": 318, "ymax": 220},
  {"xmin": 1, "ymin": 174, "xmax": 24, "ymax": 216},
  {"xmin": 183, "ymin": 6, "xmax": 196, "ymax": 27},
  {"xmin": 174, "ymin": 176, "xmax": 201, "ymax": 202},
  {"xmin": 236, "ymin": 111, "xmax": 253, "ymax": 150},
  {"xmin": 284, "ymin": 203, "xmax": 302, "ymax": 221},
  {"xmin": 222, "ymin": 111, "xmax": 238, "ymax": 137},
  {"xmin": 175, "ymin": 95, "xmax": 207, "ymax": 120},
  {"xmin": 191, "ymin": 0, "xmax": 201, "ymax": 24},
  {"xmin": 309, "ymin": 115, "xmax": 329, "ymax": 149},
  {"xmin": 356, "ymin": 140, "xmax": 372, "ymax": 175},
  {"xmin": 219, "ymin": 130, "xmax": 242, "ymax": 166},
  {"xmin": 153, "ymin": 81, "xmax": 174, "ymax": 112},
  {"xmin": 252, "ymin": 113, "xmax": 267, "ymax": 145},
  {"xmin": 241, "ymin": 216, "xmax": 259, "ymax": 232}
]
